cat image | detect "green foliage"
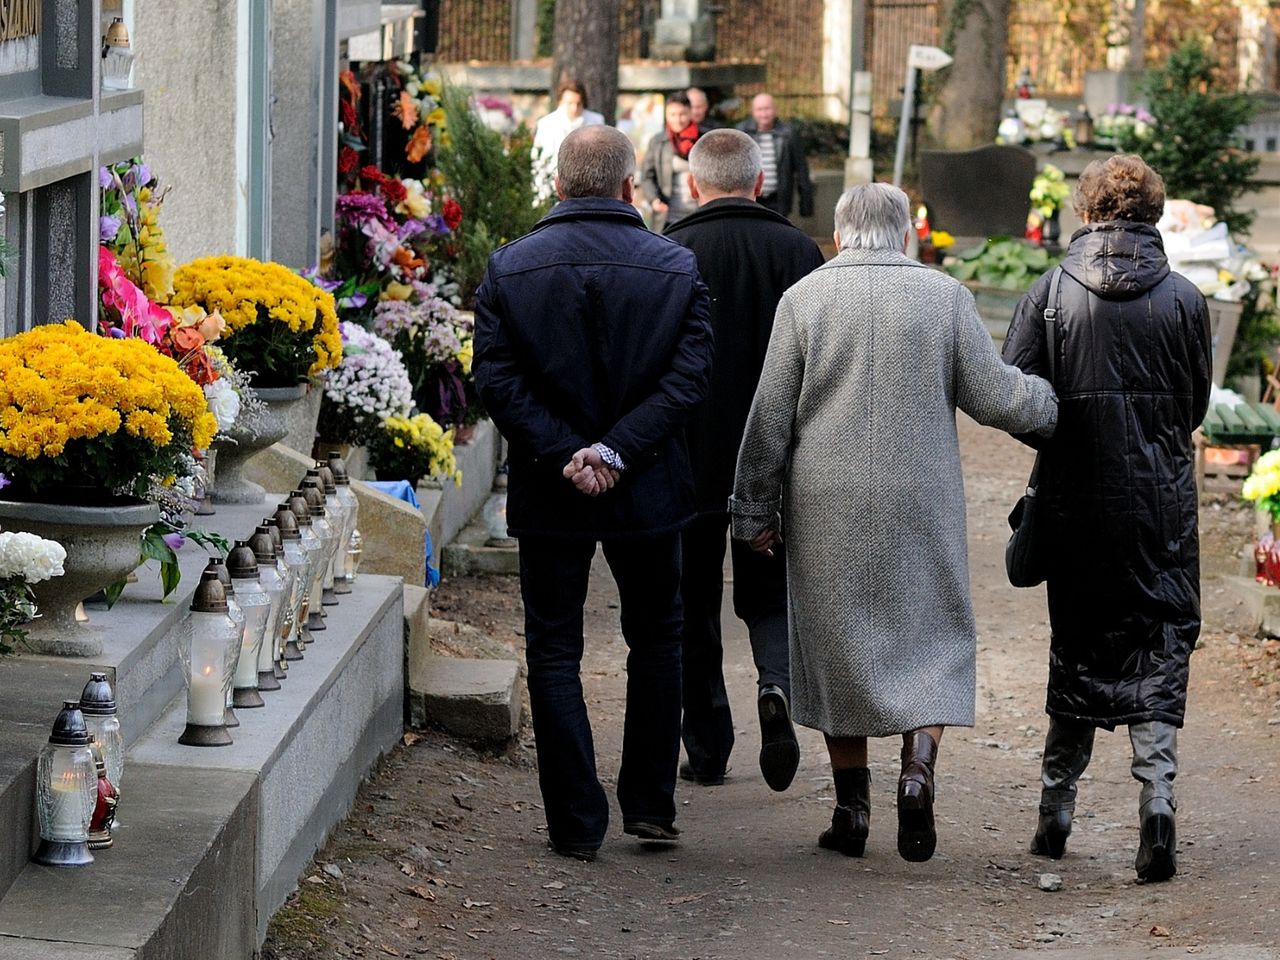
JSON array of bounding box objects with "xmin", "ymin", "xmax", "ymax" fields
[
  {"xmin": 435, "ymin": 84, "xmax": 552, "ymax": 306},
  {"xmin": 1030, "ymin": 165, "xmax": 1071, "ymax": 219},
  {"xmin": 103, "ymin": 525, "xmax": 229, "ymax": 609},
  {"xmin": 536, "ymin": 0, "xmax": 556, "ymax": 58},
  {"xmin": 0, "ymin": 577, "xmax": 37, "ymax": 657},
  {"xmin": 1119, "ymin": 40, "xmax": 1260, "ymax": 236},
  {"xmin": 945, "ymin": 237, "xmax": 1057, "ymax": 291},
  {"xmin": 1227, "ymin": 276, "xmax": 1280, "ymax": 386}
]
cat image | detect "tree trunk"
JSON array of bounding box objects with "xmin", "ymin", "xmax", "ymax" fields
[
  {"xmin": 928, "ymin": 0, "xmax": 1011, "ymax": 150},
  {"xmin": 551, "ymin": 0, "xmax": 621, "ymax": 125}
]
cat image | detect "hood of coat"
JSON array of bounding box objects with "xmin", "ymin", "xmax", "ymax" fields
[{"xmin": 1060, "ymin": 221, "xmax": 1170, "ymax": 301}]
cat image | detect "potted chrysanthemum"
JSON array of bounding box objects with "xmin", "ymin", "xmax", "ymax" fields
[{"xmin": 319, "ymin": 322, "xmax": 414, "ymax": 453}]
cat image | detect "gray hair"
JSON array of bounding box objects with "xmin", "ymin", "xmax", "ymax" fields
[
  {"xmin": 557, "ymin": 125, "xmax": 636, "ymax": 199},
  {"xmin": 833, "ymin": 182, "xmax": 911, "ymax": 251},
  {"xmin": 689, "ymin": 129, "xmax": 762, "ymax": 195}
]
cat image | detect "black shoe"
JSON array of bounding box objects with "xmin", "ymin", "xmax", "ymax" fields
[
  {"xmin": 1030, "ymin": 806, "xmax": 1073, "ymax": 859},
  {"xmin": 758, "ymin": 685, "xmax": 800, "ymax": 792},
  {"xmin": 1135, "ymin": 807, "xmax": 1177, "ymax": 882},
  {"xmin": 818, "ymin": 768, "xmax": 871, "ymax": 857},
  {"xmin": 897, "ymin": 730, "xmax": 938, "ymax": 863},
  {"xmin": 550, "ymin": 841, "xmax": 598, "ymax": 863},
  {"xmin": 678, "ymin": 760, "xmax": 726, "ymax": 786},
  {"xmin": 623, "ymin": 821, "xmax": 681, "ymax": 843}
]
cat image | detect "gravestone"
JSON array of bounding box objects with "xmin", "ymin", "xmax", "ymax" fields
[{"xmin": 919, "ymin": 144, "xmax": 1036, "ymax": 239}]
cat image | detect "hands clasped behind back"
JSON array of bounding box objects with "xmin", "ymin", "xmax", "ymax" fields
[{"xmin": 562, "ymin": 447, "xmax": 621, "ymax": 497}]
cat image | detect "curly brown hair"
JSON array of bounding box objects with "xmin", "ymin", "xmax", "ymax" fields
[{"xmin": 1072, "ymin": 154, "xmax": 1166, "ymax": 225}]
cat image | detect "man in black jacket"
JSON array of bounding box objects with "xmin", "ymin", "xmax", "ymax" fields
[
  {"xmin": 665, "ymin": 129, "xmax": 825, "ymax": 790},
  {"xmin": 474, "ymin": 125, "xmax": 713, "ymax": 862},
  {"xmin": 736, "ymin": 93, "xmax": 815, "ymax": 220}
]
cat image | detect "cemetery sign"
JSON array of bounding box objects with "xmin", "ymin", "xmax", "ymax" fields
[{"xmin": 0, "ymin": 0, "xmax": 40, "ymax": 42}]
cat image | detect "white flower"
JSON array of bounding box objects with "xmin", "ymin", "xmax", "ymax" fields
[
  {"xmin": 204, "ymin": 378, "xmax": 242, "ymax": 432},
  {"xmin": 0, "ymin": 531, "xmax": 67, "ymax": 583}
]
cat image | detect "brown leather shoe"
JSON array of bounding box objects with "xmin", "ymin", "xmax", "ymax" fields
[{"xmin": 897, "ymin": 730, "xmax": 938, "ymax": 862}]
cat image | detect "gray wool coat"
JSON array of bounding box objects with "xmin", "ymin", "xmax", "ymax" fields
[{"xmin": 729, "ymin": 248, "xmax": 1058, "ymax": 737}]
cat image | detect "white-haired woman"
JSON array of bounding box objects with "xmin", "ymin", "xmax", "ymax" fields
[{"xmin": 730, "ymin": 183, "xmax": 1058, "ymax": 862}]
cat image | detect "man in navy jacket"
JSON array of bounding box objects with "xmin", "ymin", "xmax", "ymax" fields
[{"xmin": 474, "ymin": 125, "xmax": 713, "ymax": 862}]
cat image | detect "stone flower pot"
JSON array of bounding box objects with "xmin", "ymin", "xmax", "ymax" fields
[
  {"xmin": 0, "ymin": 499, "xmax": 160, "ymax": 657},
  {"xmin": 210, "ymin": 384, "xmax": 308, "ymax": 504}
]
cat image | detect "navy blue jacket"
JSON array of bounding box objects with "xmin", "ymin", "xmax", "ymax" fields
[{"xmin": 473, "ymin": 198, "xmax": 714, "ymax": 539}]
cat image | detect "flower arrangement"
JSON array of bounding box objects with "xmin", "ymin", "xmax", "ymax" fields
[
  {"xmin": 338, "ymin": 61, "xmax": 448, "ymax": 189},
  {"xmin": 372, "ymin": 295, "xmax": 479, "ymax": 427},
  {"xmin": 1243, "ymin": 451, "xmax": 1280, "ymax": 519},
  {"xmin": 171, "ymin": 256, "xmax": 342, "ymax": 386},
  {"xmin": 100, "ymin": 158, "xmax": 176, "ymax": 303},
  {"xmin": 0, "ymin": 514, "xmax": 66, "ymax": 656},
  {"xmin": 368, "ymin": 413, "xmax": 460, "ymax": 487},
  {"xmin": 319, "ymin": 321, "xmax": 414, "ymax": 445},
  {"xmin": 1095, "ymin": 104, "xmax": 1155, "ymax": 146},
  {"xmin": 1030, "ymin": 165, "xmax": 1071, "ymax": 221},
  {"xmin": 0, "ymin": 321, "xmax": 218, "ymax": 500}
]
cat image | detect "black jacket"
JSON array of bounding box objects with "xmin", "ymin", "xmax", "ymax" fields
[
  {"xmin": 664, "ymin": 198, "xmax": 824, "ymax": 514},
  {"xmin": 473, "ymin": 198, "xmax": 714, "ymax": 539},
  {"xmin": 734, "ymin": 119, "xmax": 815, "ymax": 218},
  {"xmin": 1002, "ymin": 222, "xmax": 1212, "ymax": 729}
]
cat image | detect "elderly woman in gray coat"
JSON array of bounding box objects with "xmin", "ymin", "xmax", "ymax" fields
[{"xmin": 730, "ymin": 183, "xmax": 1058, "ymax": 862}]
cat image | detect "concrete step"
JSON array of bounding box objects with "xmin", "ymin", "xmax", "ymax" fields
[
  {"xmin": 440, "ymin": 519, "xmax": 519, "ymax": 577},
  {"xmin": 1219, "ymin": 574, "xmax": 1280, "ymax": 637},
  {"xmin": 407, "ymin": 651, "xmax": 521, "ymax": 744}
]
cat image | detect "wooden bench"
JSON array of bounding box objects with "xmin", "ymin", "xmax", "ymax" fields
[{"xmin": 1197, "ymin": 401, "xmax": 1280, "ymax": 493}]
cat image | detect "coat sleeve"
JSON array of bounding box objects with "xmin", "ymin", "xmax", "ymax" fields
[
  {"xmin": 597, "ymin": 275, "xmax": 713, "ymax": 465},
  {"xmin": 953, "ymin": 284, "xmax": 1058, "ymax": 438},
  {"xmin": 472, "ymin": 266, "xmax": 589, "ymax": 473},
  {"xmin": 729, "ymin": 294, "xmax": 803, "ymax": 540},
  {"xmin": 1187, "ymin": 288, "xmax": 1212, "ymax": 428}
]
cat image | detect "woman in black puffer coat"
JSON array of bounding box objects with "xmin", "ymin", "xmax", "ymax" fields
[{"xmin": 1002, "ymin": 154, "xmax": 1212, "ymax": 883}]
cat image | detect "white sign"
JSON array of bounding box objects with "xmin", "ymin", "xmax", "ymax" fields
[{"xmin": 907, "ymin": 44, "xmax": 954, "ymax": 71}]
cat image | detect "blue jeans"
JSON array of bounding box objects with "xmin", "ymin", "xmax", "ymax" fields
[{"xmin": 519, "ymin": 533, "xmax": 684, "ymax": 849}]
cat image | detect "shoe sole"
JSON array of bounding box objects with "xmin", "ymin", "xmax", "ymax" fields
[
  {"xmin": 550, "ymin": 844, "xmax": 598, "ymax": 863},
  {"xmin": 897, "ymin": 793, "xmax": 937, "ymax": 862},
  {"xmin": 758, "ymin": 691, "xmax": 800, "ymax": 792},
  {"xmin": 623, "ymin": 823, "xmax": 680, "ymax": 843}
]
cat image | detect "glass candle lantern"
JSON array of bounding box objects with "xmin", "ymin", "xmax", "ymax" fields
[
  {"xmin": 272, "ymin": 507, "xmax": 308, "ymax": 662},
  {"xmin": 101, "ymin": 17, "xmax": 135, "ymax": 90},
  {"xmin": 345, "ymin": 528, "xmax": 364, "ymax": 583},
  {"xmin": 33, "ymin": 700, "xmax": 97, "ymax": 866},
  {"xmin": 300, "ymin": 477, "xmax": 338, "ymax": 618},
  {"xmin": 88, "ymin": 739, "xmax": 119, "ymax": 850},
  {"xmin": 294, "ymin": 487, "xmax": 330, "ymax": 633},
  {"xmin": 178, "ymin": 571, "xmax": 241, "ymax": 747},
  {"xmin": 328, "ymin": 452, "xmax": 359, "ymax": 594},
  {"xmin": 314, "ymin": 463, "xmax": 348, "ymax": 605},
  {"xmin": 286, "ymin": 492, "xmax": 322, "ymax": 644},
  {"xmin": 79, "ymin": 672, "xmax": 123, "ymax": 797},
  {"xmin": 228, "ymin": 542, "xmax": 271, "ymax": 710},
  {"xmin": 206, "ymin": 557, "xmax": 246, "ymax": 725},
  {"xmin": 248, "ymin": 527, "xmax": 288, "ymax": 679}
]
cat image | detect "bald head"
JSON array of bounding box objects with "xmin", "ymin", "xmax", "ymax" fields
[
  {"xmin": 687, "ymin": 87, "xmax": 710, "ymax": 124},
  {"xmin": 556, "ymin": 125, "xmax": 636, "ymax": 200},
  {"xmin": 751, "ymin": 93, "xmax": 777, "ymax": 131}
]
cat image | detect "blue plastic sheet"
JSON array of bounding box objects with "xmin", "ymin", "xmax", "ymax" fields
[{"xmin": 364, "ymin": 480, "xmax": 440, "ymax": 587}]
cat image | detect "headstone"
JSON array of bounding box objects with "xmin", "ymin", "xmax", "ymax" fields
[
  {"xmin": 919, "ymin": 144, "xmax": 1036, "ymax": 239},
  {"xmin": 652, "ymin": 0, "xmax": 715, "ymax": 62}
]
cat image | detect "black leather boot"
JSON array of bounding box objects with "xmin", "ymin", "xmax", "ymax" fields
[
  {"xmin": 1031, "ymin": 804, "xmax": 1073, "ymax": 859},
  {"xmin": 1135, "ymin": 798, "xmax": 1177, "ymax": 882},
  {"xmin": 819, "ymin": 768, "xmax": 870, "ymax": 857},
  {"xmin": 897, "ymin": 730, "xmax": 938, "ymax": 862}
]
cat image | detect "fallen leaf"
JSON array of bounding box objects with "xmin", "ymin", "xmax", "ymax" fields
[
  {"xmin": 399, "ymin": 862, "xmax": 416, "ymax": 878},
  {"xmin": 406, "ymin": 885, "xmax": 436, "ymax": 901},
  {"xmin": 399, "ymin": 916, "xmax": 421, "ymax": 930},
  {"xmin": 381, "ymin": 946, "xmax": 402, "ymax": 957},
  {"xmin": 305, "ymin": 875, "xmax": 326, "ymax": 885},
  {"xmin": 402, "ymin": 731, "xmax": 424, "ymax": 747},
  {"xmin": 463, "ymin": 898, "xmax": 492, "ymax": 909},
  {"xmin": 1150, "ymin": 925, "xmax": 1171, "ymax": 938}
]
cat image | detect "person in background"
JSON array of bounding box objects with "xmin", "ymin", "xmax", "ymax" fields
[
  {"xmin": 1003, "ymin": 154, "xmax": 1211, "ymax": 883},
  {"xmin": 736, "ymin": 93, "xmax": 814, "ymax": 221},
  {"xmin": 664, "ymin": 129, "xmax": 824, "ymax": 791},
  {"xmin": 640, "ymin": 92, "xmax": 700, "ymax": 232},
  {"xmin": 731, "ymin": 183, "xmax": 1056, "ymax": 863},
  {"xmin": 687, "ymin": 87, "xmax": 722, "ymax": 131},
  {"xmin": 532, "ymin": 79, "xmax": 604, "ymax": 203},
  {"xmin": 473, "ymin": 125, "xmax": 713, "ymax": 863}
]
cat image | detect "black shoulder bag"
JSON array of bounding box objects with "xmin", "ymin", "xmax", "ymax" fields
[{"xmin": 1005, "ymin": 266, "xmax": 1061, "ymax": 589}]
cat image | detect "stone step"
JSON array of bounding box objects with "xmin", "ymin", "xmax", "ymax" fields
[
  {"xmin": 440, "ymin": 519, "xmax": 519, "ymax": 577},
  {"xmin": 408, "ymin": 652, "xmax": 521, "ymax": 744},
  {"xmin": 0, "ymin": 573, "xmax": 404, "ymax": 957}
]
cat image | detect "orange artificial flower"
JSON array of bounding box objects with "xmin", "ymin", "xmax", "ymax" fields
[
  {"xmin": 397, "ymin": 91, "xmax": 419, "ymax": 131},
  {"xmin": 391, "ymin": 247, "xmax": 425, "ymax": 272},
  {"xmin": 406, "ymin": 126, "xmax": 432, "ymax": 164}
]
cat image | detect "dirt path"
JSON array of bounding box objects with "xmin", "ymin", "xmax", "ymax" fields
[{"xmin": 264, "ymin": 417, "xmax": 1280, "ymax": 960}]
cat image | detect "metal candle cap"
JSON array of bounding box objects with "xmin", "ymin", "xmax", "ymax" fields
[
  {"xmin": 274, "ymin": 504, "xmax": 303, "ymax": 539},
  {"xmin": 287, "ymin": 492, "xmax": 313, "ymax": 526},
  {"xmin": 300, "ymin": 482, "xmax": 326, "ymax": 516},
  {"xmin": 78, "ymin": 672, "xmax": 117, "ymax": 717},
  {"xmin": 249, "ymin": 528, "xmax": 278, "ymax": 564},
  {"xmin": 190, "ymin": 569, "xmax": 229, "ymax": 614},
  {"xmin": 314, "ymin": 463, "xmax": 338, "ymax": 495},
  {"xmin": 205, "ymin": 557, "xmax": 235, "ymax": 595},
  {"xmin": 50, "ymin": 701, "xmax": 91, "ymax": 746},
  {"xmin": 226, "ymin": 542, "xmax": 260, "ymax": 580},
  {"xmin": 326, "ymin": 453, "xmax": 350, "ymax": 486}
]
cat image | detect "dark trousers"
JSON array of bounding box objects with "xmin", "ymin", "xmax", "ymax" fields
[
  {"xmin": 519, "ymin": 533, "xmax": 684, "ymax": 848},
  {"xmin": 1039, "ymin": 716, "xmax": 1178, "ymax": 813},
  {"xmin": 679, "ymin": 512, "xmax": 789, "ymax": 777}
]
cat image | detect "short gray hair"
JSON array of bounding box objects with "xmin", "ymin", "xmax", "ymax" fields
[
  {"xmin": 557, "ymin": 126, "xmax": 636, "ymax": 199},
  {"xmin": 689, "ymin": 129, "xmax": 761, "ymax": 195},
  {"xmin": 833, "ymin": 183, "xmax": 911, "ymax": 251}
]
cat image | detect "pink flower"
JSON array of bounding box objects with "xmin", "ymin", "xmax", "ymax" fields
[{"xmin": 97, "ymin": 246, "xmax": 172, "ymax": 345}]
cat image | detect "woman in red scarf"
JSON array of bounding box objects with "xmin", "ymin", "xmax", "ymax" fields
[{"xmin": 640, "ymin": 92, "xmax": 701, "ymax": 232}]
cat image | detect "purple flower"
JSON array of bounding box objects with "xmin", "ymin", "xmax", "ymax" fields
[
  {"xmin": 135, "ymin": 163, "xmax": 152, "ymax": 187},
  {"xmin": 339, "ymin": 292, "xmax": 368, "ymax": 310},
  {"xmin": 100, "ymin": 214, "xmax": 122, "ymax": 243},
  {"xmin": 99, "ymin": 166, "xmax": 114, "ymax": 190},
  {"xmin": 398, "ymin": 220, "xmax": 426, "ymax": 243},
  {"xmin": 336, "ymin": 192, "xmax": 395, "ymax": 230},
  {"xmin": 299, "ymin": 266, "xmax": 342, "ymax": 293},
  {"xmin": 161, "ymin": 531, "xmax": 186, "ymax": 552},
  {"xmin": 107, "ymin": 326, "xmax": 126, "ymax": 338},
  {"xmin": 0, "ymin": 473, "xmax": 9, "ymax": 490}
]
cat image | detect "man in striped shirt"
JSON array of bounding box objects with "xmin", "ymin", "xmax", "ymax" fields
[{"xmin": 735, "ymin": 93, "xmax": 815, "ymax": 221}]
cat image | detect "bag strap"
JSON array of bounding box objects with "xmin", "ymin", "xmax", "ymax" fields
[{"xmin": 1042, "ymin": 266, "xmax": 1062, "ymax": 383}]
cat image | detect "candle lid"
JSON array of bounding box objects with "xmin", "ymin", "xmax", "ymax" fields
[
  {"xmin": 190, "ymin": 569, "xmax": 229, "ymax": 614},
  {"xmin": 49, "ymin": 700, "xmax": 91, "ymax": 746},
  {"xmin": 249, "ymin": 527, "xmax": 278, "ymax": 564},
  {"xmin": 204, "ymin": 557, "xmax": 235, "ymax": 595},
  {"xmin": 226, "ymin": 542, "xmax": 260, "ymax": 580},
  {"xmin": 313, "ymin": 463, "xmax": 338, "ymax": 495},
  {"xmin": 326, "ymin": 453, "xmax": 351, "ymax": 486},
  {"xmin": 273, "ymin": 505, "xmax": 303, "ymax": 539},
  {"xmin": 300, "ymin": 481, "xmax": 326, "ymax": 517},
  {"xmin": 287, "ymin": 492, "xmax": 313, "ymax": 526},
  {"xmin": 78, "ymin": 672, "xmax": 117, "ymax": 717}
]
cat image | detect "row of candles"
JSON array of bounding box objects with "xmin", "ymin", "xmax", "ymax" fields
[{"xmin": 32, "ymin": 454, "xmax": 364, "ymax": 868}]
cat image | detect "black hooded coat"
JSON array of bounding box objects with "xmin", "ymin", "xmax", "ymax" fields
[{"xmin": 1002, "ymin": 221, "xmax": 1212, "ymax": 729}]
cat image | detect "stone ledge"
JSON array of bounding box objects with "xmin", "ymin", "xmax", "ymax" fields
[
  {"xmin": 408, "ymin": 652, "xmax": 521, "ymax": 743},
  {"xmin": 441, "ymin": 519, "xmax": 519, "ymax": 577},
  {"xmin": 1219, "ymin": 575, "xmax": 1280, "ymax": 637}
]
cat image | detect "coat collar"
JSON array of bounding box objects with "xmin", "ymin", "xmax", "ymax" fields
[
  {"xmin": 819, "ymin": 247, "xmax": 927, "ymax": 270},
  {"xmin": 535, "ymin": 197, "xmax": 647, "ymax": 229},
  {"xmin": 663, "ymin": 196, "xmax": 795, "ymax": 234}
]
